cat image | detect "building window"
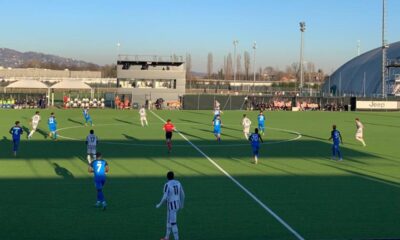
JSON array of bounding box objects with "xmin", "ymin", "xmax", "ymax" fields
[{"xmin": 134, "ymin": 79, "xmax": 176, "ymax": 89}]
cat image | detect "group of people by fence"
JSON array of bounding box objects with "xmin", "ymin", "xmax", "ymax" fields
[{"xmin": 0, "ymin": 96, "xmax": 47, "ymax": 109}]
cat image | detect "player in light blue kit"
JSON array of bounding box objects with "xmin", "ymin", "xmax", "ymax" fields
[
  {"xmin": 89, "ymin": 152, "xmax": 109, "ymax": 210},
  {"xmin": 257, "ymin": 111, "xmax": 266, "ymax": 135},
  {"xmin": 328, "ymin": 124, "xmax": 343, "ymax": 161},
  {"xmin": 9, "ymin": 121, "xmax": 23, "ymax": 156},
  {"xmin": 48, "ymin": 112, "xmax": 57, "ymax": 140},
  {"xmin": 83, "ymin": 107, "xmax": 93, "ymax": 126},
  {"xmin": 213, "ymin": 115, "xmax": 222, "ymax": 142},
  {"xmin": 249, "ymin": 128, "xmax": 263, "ymax": 164}
]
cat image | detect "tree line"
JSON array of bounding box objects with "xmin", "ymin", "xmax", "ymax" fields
[{"xmin": 186, "ymin": 52, "xmax": 326, "ymax": 83}]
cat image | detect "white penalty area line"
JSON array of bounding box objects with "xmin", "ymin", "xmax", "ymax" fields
[{"xmin": 150, "ymin": 110, "xmax": 305, "ymax": 240}]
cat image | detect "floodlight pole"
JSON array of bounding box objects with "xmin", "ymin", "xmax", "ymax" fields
[
  {"xmin": 299, "ymin": 22, "xmax": 306, "ymax": 96},
  {"xmin": 381, "ymin": 0, "xmax": 387, "ymax": 98},
  {"xmin": 233, "ymin": 40, "xmax": 239, "ymax": 83},
  {"xmin": 252, "ymin": 41, "xmax": 257, "ymax": 92}
]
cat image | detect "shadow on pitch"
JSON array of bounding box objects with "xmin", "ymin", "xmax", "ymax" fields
[
  {"xmin": 0, "ymin": 174, "xmax": 399, "ymax": 239},
  {"xmin": 52, "ymin": 163, "xmax": 74, "ymax": 179},
  {"xmin": 0, "ymin": 136, "xmax": 385, "ymax": 161},
  {"xmin": 114, "ymin": 118, "xmax": 133, "ymax": 125},
  {"xmin": 68, "ymin": 118, "xmax": 84, "ymax": 125},
  {"xmin": 122, "ymin": 134, "xmax": 139, "ymax": 141},
  {"xmin": 179, "ymin": 118, "xmax": 210, "ymax": 126}
]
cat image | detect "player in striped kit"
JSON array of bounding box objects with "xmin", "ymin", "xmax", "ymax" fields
[
  {"xmin": 28, "ymin": 111, "xmax": 41, "ymax": 139},
  {"xmin": 156, "ymin": 171, "xmax": 185, "ymax": 240},
  {"xmin": 86, "ymin": 129, "xmax": 98, "ymax": 164}
]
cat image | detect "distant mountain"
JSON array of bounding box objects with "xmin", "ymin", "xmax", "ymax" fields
[{"xmin": 0, "ymin": 48, "xmax": 100, "ymax": 70}]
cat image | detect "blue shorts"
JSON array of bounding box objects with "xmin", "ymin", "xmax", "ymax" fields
[
  {"xmin": 252, "ymin": 145, "xmax": 259, "ymax": 155},
  {"xmin": 94, "ymin": 177, "xmax": 106, "ymax": 190},
  {"xmin": 49, "ymin": 126, "xmax": 56, "ymax": 132},
  {"xmin": 214, "ymin": 128, "xmax": 221, "ymax": 135},
  {"xmin": 258, "ymin": 124, "xmax": 264, "ymax": 130},
  {"xmin": 13, "ymin": 139, "xmax": 20, "ymax": 151}
]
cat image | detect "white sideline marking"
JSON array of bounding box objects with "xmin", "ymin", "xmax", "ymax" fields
[{"xmin": 150, "ymin": 110, "xmax": 305, "ymax": 240}]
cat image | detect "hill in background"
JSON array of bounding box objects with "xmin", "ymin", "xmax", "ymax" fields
[{"xmin": 0, "ymin": 48, "xmax": 100, "ymax": 71}]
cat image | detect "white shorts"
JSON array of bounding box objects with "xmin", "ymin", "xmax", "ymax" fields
[
  {"xmin": 243, "ymin": 127, "xmax": 250, "ymax": 133},
  {"xmin": 140, "ymin": 116, "xmax": 147, "ymax": 121},
  {"xmin": 356, "ymin": 129, "xmax": 363, "ymax": 138},
  {"xmin": 167, "ymin": 209, "xmax": 178, "ymax": 224},
  {"xmin": 87, "ymin": 145, "xmax": 96, "ymax": 155},
  {"xmin": 32, "ymin": 124, "xmax": 38, "ymax": 130}
]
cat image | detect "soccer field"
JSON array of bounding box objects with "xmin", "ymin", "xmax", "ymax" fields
[{"xmin": 0, "ymin": 109, "xmax": 399, "ymax": 240}]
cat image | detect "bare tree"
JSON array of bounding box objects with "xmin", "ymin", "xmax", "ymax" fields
[
  {"xmin": 207, "ymin": 52, "xmax": 213, "ymax": 79},
  {"xmin": 236, "ymin": 54, "xmax": 242, "ymax": 80},
  {"xmin": 286, "ymin": 62, "xmax": 299, "ymax": 79},
  {"xmin": 225, "ymin": 53, "xmax": 233, "ymax": 80},
  {"xmin": 244, "ymin": 51, "xmax": 251, "ymax": 80},
  {"xmin": 185, "ymin": 53, "xmax": 192, "ymax": 84},
  {"xmin": 306, "ymin": 62, "xmax": 315, "ymax": 81},
  {"xmin": 258, "ymin": 67, "xmax": 263, "ymax": 80}
]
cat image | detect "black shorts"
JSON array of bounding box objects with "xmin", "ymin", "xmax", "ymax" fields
[{"xmin": 166, "ymin": 132, "xmax": 173, "ymax": 140}]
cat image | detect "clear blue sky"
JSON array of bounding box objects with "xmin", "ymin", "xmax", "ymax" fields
[{"xmin": 1, "ymin": 0, "xmax": 399, "ymax": 73}]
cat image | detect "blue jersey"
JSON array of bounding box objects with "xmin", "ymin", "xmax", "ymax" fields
[
  {"xmin": 10, "ymin": 126, "xmax": 23, "ymax": 140},
  {"xmin": 258, "ymin": 114, "xmax": 265, "ymax": 125},
  {"xmin": 48, "ymin": 116, "xmax": 57, "ymax": 130},
  {"xmin": 249, "ymin": 133, "xmax": 262, "ymax": 147},
  {"xmin": 214, "ymin": 119, "xmax": 222, "ymax": 131},
  {"xmin": 83, "ymin": 109, "xmax": 91, "ymax": 119},
  {"xmin": 331, "ymin": 130, "xmax": 341, "ymax": 145},
  {"xmin": 91, "ymin": 159, "xmax": 108, "ymax": 179}
]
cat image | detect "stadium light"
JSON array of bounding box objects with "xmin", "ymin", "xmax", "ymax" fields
[
  {"xmin": 299, "ymin": 22, "xmax": 306, "ymax": 95},
  {"xmin": 252, "ymin": 41, "xmax": 257, "ymax": 91}
]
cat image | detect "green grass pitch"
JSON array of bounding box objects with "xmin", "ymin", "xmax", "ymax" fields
[{"xmin": 0, "ymin": 109, "xmax": 399, "ymax": 240}]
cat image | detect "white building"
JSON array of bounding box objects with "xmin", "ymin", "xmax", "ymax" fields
[{"xmin": 116, "ymin": 55, "xmax": 186, "ymax": 104}]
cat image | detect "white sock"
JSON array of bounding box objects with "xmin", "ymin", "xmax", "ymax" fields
[
  {"xmin": 87, "ymin": 155, "xmax": 91, "ymax": 164},
  {"xmin": 172, "ymin": 224, "xmax": 179, "ymax": 240},
  {"xmin": 165, "ymin": 223, "xmax": 171, "ymax": 239},
  {"xmin": 361, "ymin": 139, "xmax": 366, "ymax": 146},
  {"xmin": 255, "ymin": 155, "xmax": 258, "ymax": 163},
  {"xmin": 28, "ymin": 130, "xmax": 35, "ymax": 137}
]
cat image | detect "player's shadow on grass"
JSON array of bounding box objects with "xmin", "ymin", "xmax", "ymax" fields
[
  {"xmin": 4, "ymin": 138, "xmax": 384, "ymax": 161},
  {"xmin": 310, "ymin": 159, "xmax": 400, "ymax": 185},
  {"xmin": 68, "ymin": 118, "xmax": 84, "ymax": 125},
  {"xmin": 357, "ymin": 112, "xmax": 400, "ymax": 120},
  {"xmin": 222, "ymin": 126, "xmax": 242, "ymax": 133},
  {"xmin": 52, "ymin": 163, "xmax": 74, "ymax": 179},
  {"xmin": 179, "ymin": 119, "xmax": 209, "ymax": 126},
  {"xmin": 22, "ymin": 126, "xmax": 30, "ymax": 137},
  {"xmin": 114, "ymin": 118, "xmax": 137, "ymax": 125},
  {"xmin": 185, "ymin": 111, "xmax": 208, "ymax": 116},
  {"xmin": 195, "ymin": 128, "xmax": 242, "ymax": 140},
  {"xmin": 36, "ymin": 128, "xmax": 48, "ymax": 139},
  {"xmin": 177, "ymin": 130, "xmax": 208, "ymax": 140},
  {"xmin": 122, "ymin": 134, "xmax": 139, "ymax": 141},
  {"xmin": 363, "ymin": 121, "xmax": 400, "ymax": 129}
]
